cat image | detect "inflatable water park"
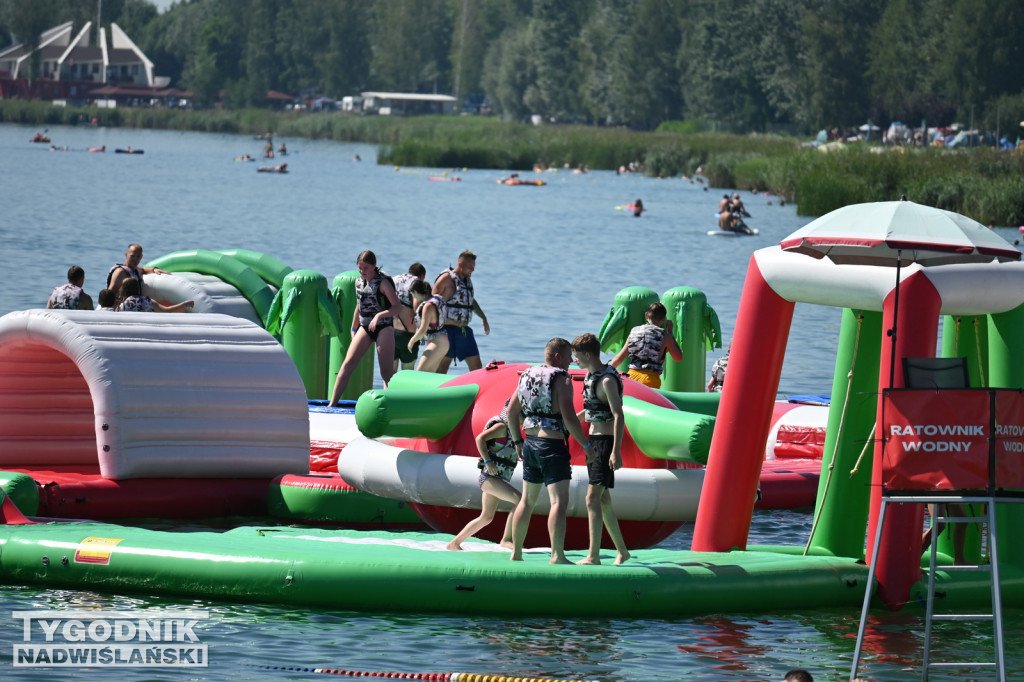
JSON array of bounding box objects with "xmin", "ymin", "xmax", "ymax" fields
[{"xmin": 3, "ymin": 201, "xmax": 1024, "ymax": 623}]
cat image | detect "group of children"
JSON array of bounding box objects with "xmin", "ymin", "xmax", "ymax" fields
[
  {"xmin": 326, "ymin": 251, "xmax": 473, "ymax": 407},
  {"xmin": 447, "ymin": 302, "xmax": 683, "ymax": 565}
]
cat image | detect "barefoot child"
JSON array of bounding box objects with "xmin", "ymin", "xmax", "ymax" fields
[
  {"xmin": 447, "ymin": 400, "xmax": 522, "ymax": 550},
  {"xmin": 328, "ymin": 250, "xmax": 407, "ymax": 405},
  {"xmin": 573, "ymin": 333, "xmax": 630, "ymax": 565}
]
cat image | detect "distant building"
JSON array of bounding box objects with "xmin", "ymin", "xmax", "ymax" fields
[
  {"xmin": 341, "ymin": 95, "xmax": 362, "ymax": 113},
  {"xmin": 265, "ymin": 90, "xmax": 297, "ymax": 110},
  {"xmin": 360, "ymin": 92, "xmax": 457, "ymax": 116},
  {"xmin": 0, "ymin": 21, "xmax": 181, "ymax": 105}
]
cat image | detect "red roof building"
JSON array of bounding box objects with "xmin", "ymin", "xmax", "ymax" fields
[{"xmin": 0, "ymin": 21, "xmax": 170, "ymax": 103}]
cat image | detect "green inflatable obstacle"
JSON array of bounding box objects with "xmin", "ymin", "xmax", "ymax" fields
[
  {"xmin": 661, "ymin": 286, "xmax": 722, "ymax": 392},
  {"xmin": 0, "ymin": 471, "xmax": 39, "ymax": 516},
  {"xmin": 805, "ymin": 308, "xmax": 880, "ymax": 559},
  {"xmin": 598, "ymin": 286, "xmax": 660, "ymax": 371},
  {"xmin": 387, "ymin": 370, "xmax": 451, "ymax": 391},
  {"xmin": 267, "ymin": 475, "xmax": 424, "ymax": 527},
  {"xmin": 355, "ymin": 385, "xmax": 479, "ymax": 439},
  {"xmin": 622, "ymin": 397, "xmax": 714, "ymax": 465},
  {"xmin": 942, "ymin": 313, "xmax": 988, "ymax": 391},
  {"xmin": 216, "ymin": 249, "xmax": 294, "ymax": 288},
  {"xmin": 654, "ymin": 389, "xmax": 721, "ymax": 416},
  {"xmin": 330, "ymin": 271, "xmax": 374, "ymax": 400},
  {"xmin": 266, "ymin": 270, "xmax": 343, "ymax": 399},
  {"xmin": 597, "ymin": 286, "xmax": 721, "ymax": 391},
  {"xmin": 984, "ymin": 304, "xmax": 1024, "ymax": 569},
  {"xmin": 147, "ymin": 249, "xmax": 277, "ymax": 325}
]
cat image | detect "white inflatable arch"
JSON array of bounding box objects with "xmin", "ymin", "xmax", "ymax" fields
[
  {"xmin": 0, "ymin": 310, "xmax": 309, "ymax": 479},
  {"xmin": 143, "ymin": 272, "xmax": 264, "ymax": 325}
]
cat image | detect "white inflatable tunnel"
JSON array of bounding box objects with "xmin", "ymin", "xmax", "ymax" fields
[
  {"xmin": 143, "ymin": 272, "xmax": 264, "ymax": 325},
  {"xmin": 0, "ymin": 310, "xmax": 309, "ymax": 479}
]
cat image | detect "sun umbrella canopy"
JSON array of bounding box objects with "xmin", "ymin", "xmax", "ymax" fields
[{"xmin": 780, "ymin": 200, "xmax": 1021, "ymax": 266}]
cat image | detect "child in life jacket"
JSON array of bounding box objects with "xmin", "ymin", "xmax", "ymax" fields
[
  {"xmin": 610, "ymin": 302, "xmax": 682, "ymax": 389},
  {"xmin": 446, "ymin": 399, "xmax": 522, "ymax": 550}
]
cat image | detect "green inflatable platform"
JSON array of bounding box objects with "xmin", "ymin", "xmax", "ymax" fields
[{"xmin": 0, "ymin": 518, "xmax": 875, "ymax": 617}]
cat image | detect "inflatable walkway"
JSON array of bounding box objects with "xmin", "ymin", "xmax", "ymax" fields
[{"xmin": 0, "ymin": 491, "xmax": 869, "ymax": 618}]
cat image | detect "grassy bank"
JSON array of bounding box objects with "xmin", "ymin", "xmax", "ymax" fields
[
  {"xmin": 5, "ymin": 100, "xmax": 1023, "ymax": 223},
  {"xmin": 758, "ymin": 146, "xmax": 1024, "ymax": 225}
]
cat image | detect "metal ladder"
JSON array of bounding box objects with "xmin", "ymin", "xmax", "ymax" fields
[{"xmin": 851, "ymin": 494, "xmax": 1006, "ymax": 681}]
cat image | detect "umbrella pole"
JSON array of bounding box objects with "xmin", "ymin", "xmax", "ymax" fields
[{"xmin": 888, "ymin": 250, "xmax": 902, "ymax": 387}]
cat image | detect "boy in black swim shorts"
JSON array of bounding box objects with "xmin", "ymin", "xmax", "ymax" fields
[{"xmin": 573, "ymin": 332, "xmax": 630, "ymax": 565}]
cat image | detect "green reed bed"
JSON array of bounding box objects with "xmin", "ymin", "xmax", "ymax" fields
[
  {"xmin": 754, "ymin": 147, "xmax": 1024, "ymax": 223},
  {"xmin": 378, "ymin": 120, "xmax": 652, "ymax": 172},
  {"xmin": 377, "ymin": 124, "xmax": 797, "ymax": 180},
  {"xmin": 0, "ymin": 100, "xmax": 94, "ymax": 126}
]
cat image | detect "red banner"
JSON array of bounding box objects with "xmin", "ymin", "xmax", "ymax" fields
[
  {"xmin": 882, "ymin": 390, "xmax": 990, "ymax": 491},
  {"xmin": 995, "ymin": 391, "xmax": 1024, "ymax": 490}
]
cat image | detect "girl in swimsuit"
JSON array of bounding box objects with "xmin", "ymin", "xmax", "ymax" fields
[
  {"xmin": 328, "ymin": 250, "xmax": 403, "ymax": 405},
  {"xmin": 447, "ymin": 400, "xmax": 522, "ymax": 550}
]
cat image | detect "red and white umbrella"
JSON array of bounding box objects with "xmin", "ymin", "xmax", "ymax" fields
[{"xmin": 781, "ymin": 199, "xmax": 1020, "ymax": 266}]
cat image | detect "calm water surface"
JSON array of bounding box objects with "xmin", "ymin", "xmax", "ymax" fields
[
  {"xmin": 1, "ymin": 122, "xmax": 839, "ymax": 392},
  {"xmin": 2, "ymin": 123, "xmax": 1022, "ymax": 680}
]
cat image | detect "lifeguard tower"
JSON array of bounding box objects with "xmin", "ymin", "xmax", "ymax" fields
[{"xmin": 852, "ymin": 359, "xmax": 1024, "ymax": 681}]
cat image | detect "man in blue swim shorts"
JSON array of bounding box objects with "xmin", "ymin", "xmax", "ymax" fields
[
  {"xmin": 432, "ymin": 250, "xmax": 490, "ymax": 372},
  {"xmin": 506, "ymin": 338, "xmax": 590, "ymax": 564}
]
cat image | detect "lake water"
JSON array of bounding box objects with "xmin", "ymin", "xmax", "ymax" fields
[{"xmin": 2, "ymin": 123, "xmax": 1022, "ymax": 681}]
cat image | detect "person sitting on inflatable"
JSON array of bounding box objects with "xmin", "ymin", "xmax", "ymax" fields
[
  {"xmin": 446, "ymin": 398, "xmax": 522, "ymax": 551},
  {"xmin": 96, "ymin": 288, "xmax": 116, "ymax": 311},
  {"xmin": 46, "ymin": 265, "xmax": 94, "ymax": 311},
  {"xmin": 610, "ymin": 302, "xmax": 682, "ymax": 389},
  {"xmin": 717, "ymin": 206, "xmax": 734, "ymax": 232},
  {"xmin": 115, "ymin": 278, "xmax": 192, "ymax": 313},
  {"xmin": 730, "ymin": 192, "xmax": 751, "ymax": 217},
  {"xmin": 407, "ymin": 280, "xmax": 449, "ymax": 373},
  {"xmin": 718, "ymin": 194, "xmax": 731, "ymax": 215},
  {"xmin": 106, "ymin": 243, "xmax": 171, "ymax": 296}
]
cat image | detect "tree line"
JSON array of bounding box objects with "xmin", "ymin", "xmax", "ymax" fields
[{"xmin": 2, "ymin": 0, "xmax": 1023, "ymax": 135}]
